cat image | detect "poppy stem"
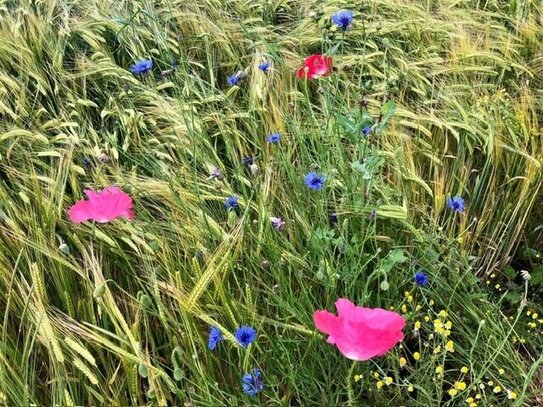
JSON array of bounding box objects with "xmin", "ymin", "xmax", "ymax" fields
[{"xmin": 346, "ymin": 360, "xmax": 357, "ymax": 405}]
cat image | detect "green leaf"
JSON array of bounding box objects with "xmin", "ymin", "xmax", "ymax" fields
[
  {"xmin": 337, "ymin": 115, "xmax": 359, "ymax": 134},
  {"xmin": 388, "ymin": 248, "xmax": 408, "ymax": 264},
  {"xmin": 502, "ymin": 265, "xmax": 516, "ymax": 280},
  {"xmin": 351, "ymin": 160, "xmax": 365, "ymax": 172},
  {"xmin": 327, "ymin": 42, "xmax": 342, "ymax": 56},
  {"xmin": 376, "ymin": 100, "xmax": 396, "ymax": 132},
  {"xmin": 376, "ymin": 249, "xmax": 408, "ymax": 275}
]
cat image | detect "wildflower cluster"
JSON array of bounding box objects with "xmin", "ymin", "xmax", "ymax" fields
[
  {"xmin": 63, "ymin": 7, "xmax": 495, "ymax": 403},
  {"xmin": 208, "ymin": 325, "xmax": 262, "ymax": 396}
]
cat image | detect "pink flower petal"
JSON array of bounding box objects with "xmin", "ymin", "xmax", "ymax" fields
[
  {"xmin": 314, "ymin": 297, "xmax": 405, "ymax": 361},
  {"xmin": 313, "ymin": 310, "xmax": 339, "ymax": 343},
  {"xmin": 68, "ymin": 186, "xmax": 134, "ymax": 224},
  {"xmin": 68, "ymin": 201, "xmax": 93, "ymax": 223}
]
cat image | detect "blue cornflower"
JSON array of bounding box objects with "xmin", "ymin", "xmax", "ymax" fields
[
  {"xmin": 82, "ymin": 158, "xmax": 91, "ymax": 167},
  {"xmin": 208, "ymin": 326, "xmax": 222, "ymax": 350},
  {"xmin": 266, "ymin": 133, "xmax": 281, "ymax": 144},
  {"xmin": 130, "ymin": 59, "xmax": 153, "ymax": 75},
  {"xmin": 304, "ymin": 171, "xmax": 327, "ymax": 191},
  {"xmin": 224, "ymin": 196, "xmax": 239, "ymax": 210},
  {"xmin": 329, "ymin": 213, "xmax": 338, "ymax": 224},
  {"xmin": 414, "ymin": 271, "xmax": 429, "ymax": 286},
  {"xmin": 227, "ymin": 73, "xmax": 241, "ymax": 86},
  {"xmin": 242, "ymin": 368, "xmax": 264, "ymax": 396},
  {"xmin": 234, "ymin": 325, "xmax": 256, "ymax": 348},
  {"xmin": 361, "ymin": 125, "xmax": 372, "ymax": 136},
  {"xmin": 447, "ymin": 196, "xmax": 465, "ymax": 213},
  {"xmin": 258, "ymin": 61, "xmax": 270, "ymax": 72},
  {"xmin": 331, "ymin": 10, "xmax": 354, "ymax": 30}
]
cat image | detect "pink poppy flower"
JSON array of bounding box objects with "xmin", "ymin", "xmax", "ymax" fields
[
  {"xmin": 313, "ymin": 298, "xmax": 406, "ymax": 361},
  {"xmin": 297, "ymin": 54, "xmax": 333, "ymax": 79},
  {"xmin": 68, "ymin": 186, "xmax": 134, "ymax": 224}
]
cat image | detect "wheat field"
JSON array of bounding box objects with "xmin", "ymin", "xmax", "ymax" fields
[{"xmin": 0, "ymin": 0, "xmax": 542, "ymax": 405}]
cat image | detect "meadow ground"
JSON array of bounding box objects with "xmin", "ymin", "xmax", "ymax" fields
[{"xmin": 0, "ymin": 0, "xmax": 542, "ymax": 405}]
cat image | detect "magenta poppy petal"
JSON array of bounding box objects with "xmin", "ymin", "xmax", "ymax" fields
[
  {"xmin": 361, "ymin": 308, "xmax": 407, "ymax": 331},
  {"xmin": 68, "ymin": 186, "xmax": 134, "ymax": 224},
  {"xmin": 68, "ymin": 201, "xmax": 94, "ymax": 223},
  {"xmin": 314, "ymin": 310, "xmax": 339, "ymax": 337},
  {"xmin": 314, "ymin": 297, "xmax": 405, "ymax": 361},
  {"xmin": 335, "ymin": 298, "xmax": 357, "ymax": 316},
  {"xmin": 84, "ymin": 189, "xmax": 100, "ymax": 201},
  {"xmin": 334, "ymin": 339, "xmax": 381, "ymax": 361}
]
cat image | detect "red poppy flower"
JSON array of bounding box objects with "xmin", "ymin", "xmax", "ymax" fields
[
  {"xmin": 314, "ymin": 298, "xmax": 406, "ymax": 361},
  {"xmin": 297, "ymin": 54, "xmax": 333, "ymax": 79}
]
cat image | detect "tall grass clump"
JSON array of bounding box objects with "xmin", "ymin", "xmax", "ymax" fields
[{"xmin": 0, "ymin": 0, "xmax": 541, "ymax": 405}]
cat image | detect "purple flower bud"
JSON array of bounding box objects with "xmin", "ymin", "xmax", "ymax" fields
[{"xmin": 269, "ymin": 216, "xmax": 286, "ymax": 231}]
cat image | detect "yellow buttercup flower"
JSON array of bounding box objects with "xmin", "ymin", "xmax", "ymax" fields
[
  {"xmin": 413, "ymin": 352, "xmax": 421, "ymax": 361},
  {"xmin": 376, "ymin": 380, "xmax": 384, "ymax": 389},
  {"xmin": 460, "ymin": 366, "xmax": 469, "ymax": 374},
  {"xmin": 399, "ymin": 357, "xmax": 407, "ymax": 367}
]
